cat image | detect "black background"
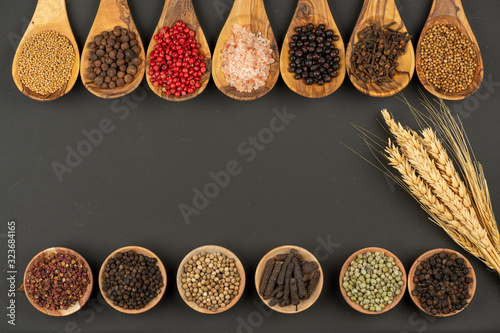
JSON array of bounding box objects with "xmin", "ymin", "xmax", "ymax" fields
[{"xmin": 2, "ymin": 0, "xmax": 500, "ymax": 332}]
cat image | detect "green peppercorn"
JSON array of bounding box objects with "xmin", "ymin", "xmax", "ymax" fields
[{"xmin": 342, "ymin": 251, "xmax": 404, "ymax": 312}]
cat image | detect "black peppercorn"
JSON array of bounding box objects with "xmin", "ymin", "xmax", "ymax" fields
[{"xmin": 288, "ymin": 23, "xmax": 341, "ymax": 86}]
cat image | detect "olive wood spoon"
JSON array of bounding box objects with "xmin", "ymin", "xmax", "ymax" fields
[
  {"xmin": 146, "ymin": 0, "xmax": 212, "ymax": 101},
  {"xmin": 212, "ymin": 0, "xmax": 279, "ymax": 101},
  {"xmin": 346, "ymin": 0, "xmax": 414, "ymax": 97},
  {"xmin": 12, "ymin": 0, "xmax": 80, "ymax": 101},
  {"xmin": 80, "ymin": 0, "xmax": 145, "ymax": 99},
  {"xmin": 416, "ymin": 0, "xmax": 483, "ymax": 100},
  {"xmin": 280, "ymin": 0, "xmax": 346, "ymax": 98}
]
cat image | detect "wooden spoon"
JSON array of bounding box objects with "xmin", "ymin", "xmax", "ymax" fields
[
  {"xmin": 21, "ymin": 247, "xmax": 93, "ymax": 316},
  {"xmin": 346, "ymin": 0, "xmax": 414, "ymax": 97},
  {"xmin": 339, "ymin": 247, "xmax": 406, "ymax": 314},
  {"xmin": 81, "ymin": 0, "xmax": 145, "ymax": 99},
  {"xmin": 12, "ymin": 0, "xmax": 80, "ymax": 101},
  {"xmin": 99, "ymin": 246, "xmax": 167, "ymax": 314},
  {"xmin": 212, "ymin": 0, "xmax": 280, "ymax": 101},
  {"xmin": 408, "ymin": 248, "xmax": 476, "ymax": 317},
  {"xmin": 416, "ymin": 0, "xmax": 483, "ymax": 100},
  {"xmin": 255, "ymin": 245, "xmax": 323, "ymax": 314},
  {"xmin": 280, "ymin": 0, "xmax": 346, "ymax": 98},
  {"xmin": 176, "ymin": 245, "xmax": 246, "ymax": 314},
  {"xmin": 146, "ymin": 0, "xmax": 212, "ymax": 102}
]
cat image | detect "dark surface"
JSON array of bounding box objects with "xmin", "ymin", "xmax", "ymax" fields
[{"xmin": 1, "ymin": 0, "xmax": 500, "ymax": 332}]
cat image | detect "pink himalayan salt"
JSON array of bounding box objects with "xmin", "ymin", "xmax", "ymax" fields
[{"xmin": 221, "ymin": 24, "xmax": 275, "ymax": 93}]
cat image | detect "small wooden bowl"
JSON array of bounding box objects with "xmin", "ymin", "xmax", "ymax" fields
[
  {"xmin": 408, "ymin": 248, "xmax": 476, "ymax": 317},
  {"xmin": 99, "ymin": 246, "xmax": 167, "ymax": 314},
  {"xmin": 23, "ymin": 247, "xmax": 93, "ymax": 316},
  {"xmin": 255, "ymin": 245, "xmax": 323, "ymax": 314},
  {"xmin": 339, "ymin": 247, "xmax": 406, "ymax": 315},
  {"xmin": 176, "ymin": 245, "xmax": 246, "ymax": 314}
]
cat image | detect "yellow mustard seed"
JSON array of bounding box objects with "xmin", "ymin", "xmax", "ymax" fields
[{"xmin": 17, "ymin": 30, "xmax": 75, "ymax": 96}]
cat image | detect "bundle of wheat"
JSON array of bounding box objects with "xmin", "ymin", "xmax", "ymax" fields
[{"xmin": 378, "ymin": 98, "xmax": 500, "ymax": 274}]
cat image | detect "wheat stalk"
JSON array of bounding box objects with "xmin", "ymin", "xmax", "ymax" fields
[
  {"xmin": 385, "ymin": 141, "xmax": 500, "ymax": 272},
  {"xmin": 380, "ymin": 108, "xmax": 500, "ymax": 275}
]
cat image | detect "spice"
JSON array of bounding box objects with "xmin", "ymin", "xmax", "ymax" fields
[
  {"xmin": 25, "ymin": 252, "xmax": 89, "ymax": 311},
  {"xmin": 149, "ymin": 20, "xmax": 206, "ymax": 97},
  {"xmin": 264, "ymin": 261, "xmax": 283, "ymax": 299},
  {"xmin": 102, "ymin": 250, "xmax": 163, "ymax": 310},
  {"xmin": 301, "ymin": 261, "xmax": 319, "ymax": 275},
  {"xmin": 288, "ymin": 23, "xmax": 341, "ymax": 85},
  {"xmin": 350, "ymin": 22, "xmax": 411, "ymax": 84},
  {"xmin": 86, "ymin": 26, "xmax": 142, "ymax": 89},
  {"xmin": 17, "ymin": 30, "xmax": 75, "ymax": 96},
  {"xmin": 411, "ymin": 251, "xmax": 473, "ymax": 315},
  {"xmin": 259, "ymin": 259, "xmax": 275, "ymax": 296},
  {"xmin": 260, "ymin": 249, "xmax": 320, "ymax": 310},
  {"xmin": 180, "ymin": 251, "xmax": 241, "ymax": 312},
  {"xmin": 221, "ymin": 24, "xmax": 275, "ymax": 92},
  {"xmin": 420, "ymin": 24, "xmax": 477, "ymax": 93},
  {"xmin": 341, "ymin": 251, "xmax": 404, "ymax": 313},
  {"xmin": 277, "ymin": 248, "xmax": 295, "ymax": 285}
]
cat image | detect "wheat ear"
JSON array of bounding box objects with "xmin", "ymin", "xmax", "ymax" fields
[
  {"xmin": 381, "ymin": 110, "xmax": 490, "ymax": 249},
  {"xmin": 421, "ymin": 128, "xmax": 500, "ymax": 249},
  {"xmin": 385, "ymin": 142, "xmax": 497, "ymax": 270}
]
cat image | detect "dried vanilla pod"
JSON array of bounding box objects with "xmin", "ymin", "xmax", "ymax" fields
[
  {"xmin": 290, "ymin": 278, "xmax": 300, "ymax": 306},
  {"xmin": 301, "ymin": 261, "xmax": 319, "ymax": 275},
  {"xmin": 307, "ymin": 271, "xmax": 321, "ymax": 297},
  {"xmin": 259, "ymin": 259, "xmax": 275, "ymax": 296},
  {"xmin": 264, "ymin": 261, "xmax": 283, "ymax": 298},
  {"xmin": 292, "ymin": 257, "xmax": 308, "ymax": 299},
  {"xmin": 277, "ymin": 249, "xmax": 296, "ymax": 285}
]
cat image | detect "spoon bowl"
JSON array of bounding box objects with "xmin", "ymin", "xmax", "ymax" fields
[
  {"xmin": 99, "ymin": 246, "xmax": 167, "ymax": 314},
  {"xmin": 212, "ymin": 0, "xmax": 279, "ymax": 101},
  {"xmin": 346, "ymin": 0, "xmax": 414, "ymax": 97},
  {"xmin": 280, "ymin": 0, "xmax": 346, "ymax": 98},
  {"xmin": 80, "ymin": 0, "xmax": 145, "ymax": 99},
  {"xmin": 12, "ymin": 0, "xmax": 80, "ymax": 101},
  {"xmin": 416, "ymin": 0, "xmax": 483, "ymax": 100},
  {"xmin": 176, "ymin": 245, "xmax": 246, "ymax": 314},
  {"xmin": 146, "ymin": 0, "xmax": 212, "ymax": 102},
  {"xmin": 22, "ymin": 247, "xmax": 93, "ymax": 316}
]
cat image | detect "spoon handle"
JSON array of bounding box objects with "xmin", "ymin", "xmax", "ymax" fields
[
  {"xmin": 158, "ymin": 0, "xmax": 196, "ymax": 27},
  {"xmin": 359, "ymin": 0, "xmax": 397, "ymax": 18},
  {"xmin": 428, "ymin": 0, "xmax": 465, "ymax": 18},
  {"xmin": 31, "ymin": 0, "xmax": 69, "ymax": 26},
  {"xmin": 231, "ymin": 0, "xmax": 267, "ymax": 17},
  {"xmin": 95, "ymin": 0, "xmax": 133, "ymax": 23},
  {"xmin": 293, "ymin": 0, "xmax": 332, "ymax": 20}
]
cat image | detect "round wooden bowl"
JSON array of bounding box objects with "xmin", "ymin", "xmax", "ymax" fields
[
  {"xmin": 408, "ymin": 248, "xmax": 476, "ymax": 317},
  {"xmin": 339, "ymin": 247, "xmax": 406, "ymax": 315},
  {"xmin": 99, "ymin": 246, "xmax": 167, "ymax": 314},
  {"xmin": 23, "ymin": 247, "xmax": 93, "ymax": 316},
  {"xmin": 255, "ymin": 245, "xmax": 323, "ymax": 314},
  {"xmin": 176, "ymin": 245, "xmax": 246, "ymax": 314}
]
